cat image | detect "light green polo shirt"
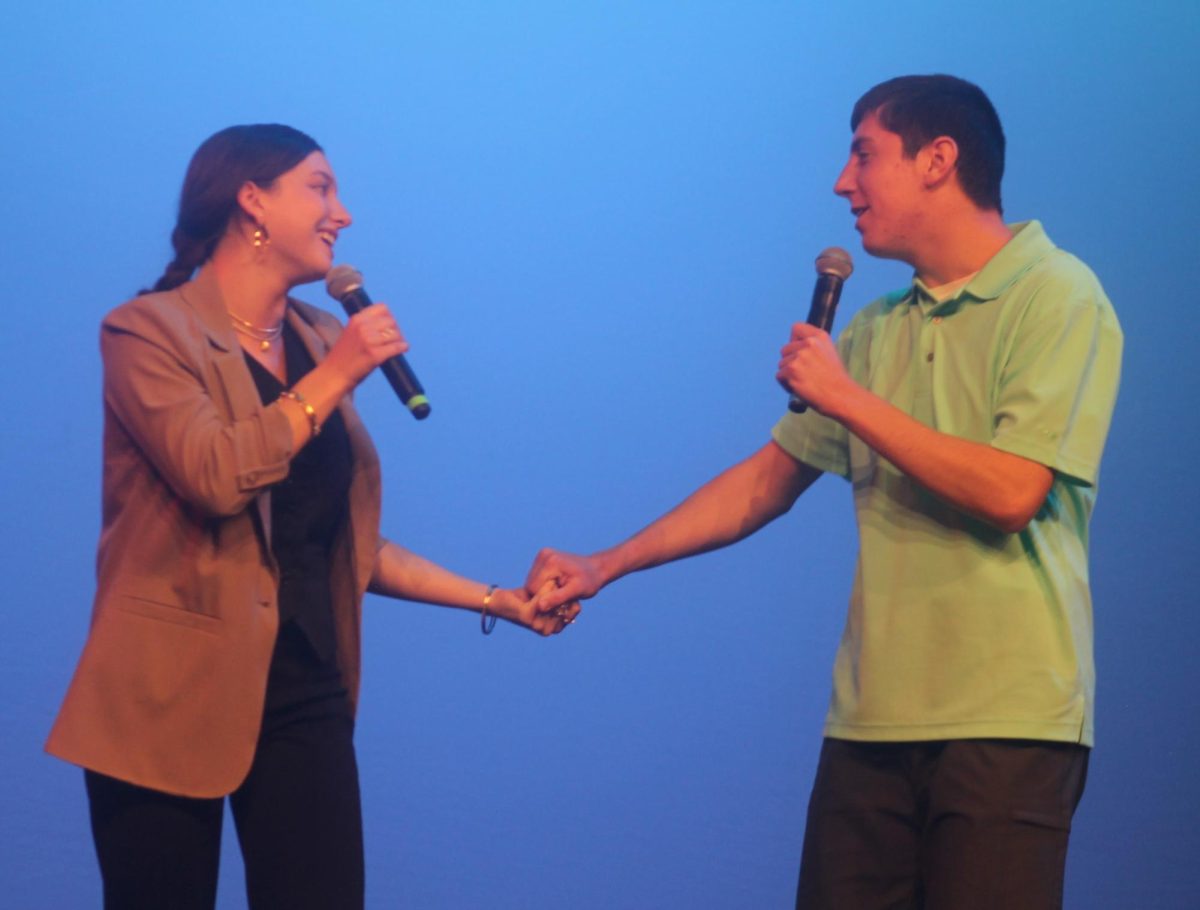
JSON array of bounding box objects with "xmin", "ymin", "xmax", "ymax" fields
[{"xmin": 773, "ymin": 221, "xmax": 1122, "ymax": 746}]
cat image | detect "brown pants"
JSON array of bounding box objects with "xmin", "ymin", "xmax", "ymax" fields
[{"xmin": 796, "ymin": 738, "xmax": 1089, "ymax": 910}]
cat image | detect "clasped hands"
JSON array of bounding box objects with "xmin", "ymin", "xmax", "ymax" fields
[
  {"xmin": 509, "ymin": 549, "xmax": 601, "ymax": 636},
  {"xmin": 484, "ymin": 558, "xmax": 591, "ymax": 637},
  {"xmin": 483, "ymin": 550, "xmax": 600, "ymax": 637}
]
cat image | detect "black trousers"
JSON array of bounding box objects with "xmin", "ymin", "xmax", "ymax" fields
[
  {"xmin": 795, "ymin": 737, "xmax": 1089, "ymax": 910},
  {"xmin": 85, "ymin": 624, "xmax": 364, "ymax": 910}
]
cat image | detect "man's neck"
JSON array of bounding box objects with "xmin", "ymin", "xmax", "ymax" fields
[{"xmin": 911, "ymin": 208, "xmax": 1012, "ymax": 287}]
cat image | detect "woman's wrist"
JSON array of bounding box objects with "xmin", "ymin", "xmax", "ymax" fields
[
  {"xmin": 298, "ymin": 360, "xmax": 355, "ymax": 407},
  {"xmin": 482, "ymin": 586, "xmax": 520, "ymax": 619},
  {"xmin": 480, "ymin": 583, "xmax": 501, "ymax": 635}
]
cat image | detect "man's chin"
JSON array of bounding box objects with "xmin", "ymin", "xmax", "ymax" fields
[{"xmin": 859, "ymin": 237, "xmax": 906, "ymax": 263}]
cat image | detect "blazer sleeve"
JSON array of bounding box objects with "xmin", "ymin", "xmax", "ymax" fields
[{"xmin": 102, "ymin": 302, "xmax": 295, "ymax": 517}]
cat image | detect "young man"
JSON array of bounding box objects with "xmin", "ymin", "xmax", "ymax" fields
[{"xmin": 527, "ymin": 75, "xmax": 1122, "ymax": 908}]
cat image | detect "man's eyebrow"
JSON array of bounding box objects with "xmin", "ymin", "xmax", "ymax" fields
[{"xmin": 850, "ymin": 137, "xmax": 873, "ymax": 153}]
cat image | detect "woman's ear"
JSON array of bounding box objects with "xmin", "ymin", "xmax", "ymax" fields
[{"xmin": 236, "ymin": 180, "xmax": 267, "ymax": 225}]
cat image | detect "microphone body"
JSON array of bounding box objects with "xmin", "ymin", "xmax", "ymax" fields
[
  {"xmin": 787, "ymin": 248, "xmax": 853, "ymax": 414},
  {"xmin": 326, "ymin": 266, "xmax": 431, "ymax": 420}
]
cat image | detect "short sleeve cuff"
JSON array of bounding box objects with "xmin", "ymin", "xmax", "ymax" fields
[
  {"xmin": 990, "ymin": 434, "xmax": 1099, "ymax": 486},
  {"xmin": 772, "ymin": 410, "xmax": 850, "ymax": 478}
]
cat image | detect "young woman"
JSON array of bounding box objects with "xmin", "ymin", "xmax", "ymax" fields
[{"xmin": 46, "ymin": 124, "xmax": 576, "ymax": 909}]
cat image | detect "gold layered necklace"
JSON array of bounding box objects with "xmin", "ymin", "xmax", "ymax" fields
[{"xmin": 229, "ymin": 310, "xmax": 284, "ymax": 351}]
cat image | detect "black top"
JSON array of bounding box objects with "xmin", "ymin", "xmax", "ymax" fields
[{"xmin": 243, "ymin": 320, "xmax": 353, "ymax": 666}]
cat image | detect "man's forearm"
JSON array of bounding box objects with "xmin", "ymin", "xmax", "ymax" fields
[
  {"xmin": 831, "ymin": 385, "xmax": 1053, "ymax": 533},
  {"xmin": 591, "ymin": 441, "xmax": 820, "ymax": 587}
]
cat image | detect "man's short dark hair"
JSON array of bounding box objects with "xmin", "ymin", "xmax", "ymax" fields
[{"xmin": 852, "ymin": 75, "xmax": 1005, "ymax": 213}]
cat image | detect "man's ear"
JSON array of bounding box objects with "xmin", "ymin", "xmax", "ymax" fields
[{"xmin": 921, "ymin": 135, "xmax": 960, "ymax": 190}]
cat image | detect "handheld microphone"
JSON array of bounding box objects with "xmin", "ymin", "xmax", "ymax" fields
[
  {"xmin": 786, "ymin": 247, "xmax": 854, "ymax": 413},
  {"xmin": 325, "ymin": 265, "xmax": 431, "ymax": 420}
]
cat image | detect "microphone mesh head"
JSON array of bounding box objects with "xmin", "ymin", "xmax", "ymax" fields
[
  {"xmin": 815, "ymin": 247, "xmax": 854, "ymax": 280},
  {"xmin": 325, "ymin": 264, "xmax": 364, "ymax": 301}
]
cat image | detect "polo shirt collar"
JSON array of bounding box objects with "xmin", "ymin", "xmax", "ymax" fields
[{"xmin": 908, "ymin": 220, "xmax": 1056, "ymax": 309}]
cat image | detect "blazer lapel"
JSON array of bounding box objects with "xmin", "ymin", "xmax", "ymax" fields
[{"xmin": 177, "ymin": 269, "xmax": 277, "ymax": 553}]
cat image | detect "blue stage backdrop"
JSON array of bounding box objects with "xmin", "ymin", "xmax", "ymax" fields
[{"xmin": 2, "ymin": 2, "xmax": 1197, "ymax": 907}]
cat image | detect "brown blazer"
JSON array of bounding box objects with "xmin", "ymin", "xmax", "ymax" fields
[{"xmin": 46, "ymin": 268, "xmax": 383, "ymax": 798}]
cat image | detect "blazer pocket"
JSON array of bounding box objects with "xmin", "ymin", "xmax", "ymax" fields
[
  {"xmin": 1011, "ymin": 807, "xmax": 1073, "ymax": 832},
  {"xmin": 113, "ymin": 590, "xmax": 223, "ymax": 636}
]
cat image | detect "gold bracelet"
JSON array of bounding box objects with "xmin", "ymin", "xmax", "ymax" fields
[
  {"xmin": 481, "ymin": 583, "xmax": 498, "ymax": 635},
  {"xmin": 279, "ymin": 389, "xmax": 321, "ymax": 438}
]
